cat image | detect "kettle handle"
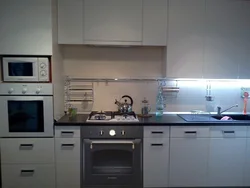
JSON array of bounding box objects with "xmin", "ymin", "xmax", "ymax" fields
[{"xmin": 122, "ymin": 95, "xmax": 133, "ymax": 106}]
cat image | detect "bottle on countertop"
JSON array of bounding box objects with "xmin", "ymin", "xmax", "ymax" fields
[{"xmin": 156, "ymin": 86, "xmax": 164, "ymax": 117}]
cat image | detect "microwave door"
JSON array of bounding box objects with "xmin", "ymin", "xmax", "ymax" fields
[
  {"xmin": 0, "ymin": 96, "xmax": 53, "ymax": 137},
  {"xmin": 2, "ymin": 58, "xmax": 38, "ymax": 82}
]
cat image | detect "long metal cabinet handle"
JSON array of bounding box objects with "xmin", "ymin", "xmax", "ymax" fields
[
  {"xmin": 19, "ymin": 144, "xmax": 34, "ymax": 150},
  {"xmin": 89, "ymin": 140, "xmax": 138, "ymax": 150},
  {"xmin": 21, "ymin": 170, "xmax": 35, "ymax": 176}
]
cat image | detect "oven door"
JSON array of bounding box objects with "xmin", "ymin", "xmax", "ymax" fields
[
  {"xmin": 83, "ymin": 139, "xmax": 142, "ymax": 187},
  {"xmin": 2, "ymin": 57, "xmax": 38, "ymax": 82},
  {"xmin": 0, "ymin": 96, "xmax": 53, "ymax": 137}
]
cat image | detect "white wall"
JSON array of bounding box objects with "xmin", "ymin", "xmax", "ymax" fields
[{"xmin": 62, "ymin": 45, "xmax": 250, "ymax": 114}]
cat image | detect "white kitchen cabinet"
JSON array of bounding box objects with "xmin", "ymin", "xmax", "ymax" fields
[
  {"xmin": 169, "ymin": 127, "xmax": 209, "ymax": 187},
  {"xmin": 238, "ymin": 1, "xmax": 250, "ymax": 79},
  {"xmin": 142, "ymin": 0, "xmax": 168, "ymax": 46},
  {"xmin": 2, "ymin": 164, "xmax": 55, "ymax": 188},
  {"xmin": 204, "ymin": 0, "xmax": 246, "ymax": 79},
  {"xmin": 208, "ymin": 126, "xmax": 247, "ymax": 187},
  {"xmin": 144, "ymin": 138, "xmax": 169, "ymax": 187},
  {"xmin": 0, "ymin": 0, "xmax": 52, "ymax": 55},
  {"xmin": 167, "ymin": 0, "xmax": 205, "ymax": 78},
  {"xmin": 0, "ymin": 138, "xmax": 55, "ymax": 164},
  {"xmin": 83, "ymin": 0, "xmax": 143, "ymax": 45},
  {"xmin": 58, "ymin": 0, "xmax": 84, "ymax": 44},
  {"xmin": 55, "ymin": 128, "xmax": 81, "ymax": 188},
  {"xmin": 244, "ymin": 138, "xmax": 250, "ymax": 186}
]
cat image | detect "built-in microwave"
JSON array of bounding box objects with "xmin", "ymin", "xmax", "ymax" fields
[{"xmin": 2, "ymin": 57, "xmax": 50, "ymax": 82}]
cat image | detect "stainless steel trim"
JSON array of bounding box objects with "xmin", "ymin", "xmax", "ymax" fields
[{"xmin": 90, "ymin": 140, "xmax": 135, "ymax": 144}]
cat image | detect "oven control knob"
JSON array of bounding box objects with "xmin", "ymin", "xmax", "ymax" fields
[
  {"xmin": 100, "ymin": 130, "xmax": 104, "ymax": 136},
  {"xmin": 40, "ymin": 63, "xmax": 46, "ymax": 69},
  {"xmin": 36, "ymin": 88, "xmax": 41, "ymax": 94},
  {"xmin": 8, "ymin": 88, "xmax": 14, "ymax": 94},
  {"xmin": 109, "ymin": 130, "xmax": 116, "ymax": 136},
  {"xmin": 40, "ymin": 70, "xmax": 47, "ymax": 77},
  {"xmin": 121, "ymin": 130, "xmax": 125, "ymax": 136},
  {"xmin": 22, "ymin": 88, "xmax": 27, "ymax": 94}
]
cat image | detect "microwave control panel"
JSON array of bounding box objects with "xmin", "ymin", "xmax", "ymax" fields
[{"xmin": 38, "ymin": 58, "xmax": 50, "ymax": 81}]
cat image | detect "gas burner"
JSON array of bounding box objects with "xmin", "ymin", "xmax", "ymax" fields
[
  {"xmin": 87, "ymin": 111, "xmax": 139, "ymax": 122},
  {"xmin": 112, "ymin": 111, "xmax": 137, "ymax": 119}
]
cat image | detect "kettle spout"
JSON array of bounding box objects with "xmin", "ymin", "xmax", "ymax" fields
[{"xmin": 115, "ymin": 99, "xmax": 121, "ymax": 106}]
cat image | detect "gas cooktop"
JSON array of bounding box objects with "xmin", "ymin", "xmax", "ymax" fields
[{"xmin": 86, "ymin": 111, "xmax": 139, "ymax": 122}]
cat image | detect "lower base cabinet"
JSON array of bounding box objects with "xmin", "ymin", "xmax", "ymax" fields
[
  {"xmin": 2, "ymin": 164, "xmax": 55, "ymax": 188},
  {"xmin": 143, "ymin": 138, "xmax": 169, "ymax": 187},
  {"xmin": 244, "ymin": 138, "xmax": 250, "ymax": 186},
  {"xmin": 56, "ymin": 162, "xmax": 81, "ymax": 188},
  {"xmin": 169, "ymin": 138, "xmax": 209, "ymax": 187},
  {"xmin": 208, "ymin": 138, "xmax": 246, "ymax": 187}
]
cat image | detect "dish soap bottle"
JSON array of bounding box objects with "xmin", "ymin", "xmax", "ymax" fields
[{"xmin": 156, "ymin": 86, "xmax": 164, "ymax": 117}]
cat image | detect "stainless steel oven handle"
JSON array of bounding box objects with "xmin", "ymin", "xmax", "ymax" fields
[{"xmin": 88, "ymin": 140, "xmax": 140, "ymax": 150}]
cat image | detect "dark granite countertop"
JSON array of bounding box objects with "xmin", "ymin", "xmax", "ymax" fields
[{"xmin": 54, "ymin": 114, "xmax": 250, "ymax": 126}]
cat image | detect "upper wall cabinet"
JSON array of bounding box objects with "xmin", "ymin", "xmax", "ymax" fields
[
  {"xmin": 84, "ymin": 0, "xmax": 143, "ymax": 45},
  {"xmin": 58, "ymin": 0, "xmax": 168, "ymax": 46},
  {"xmin": 167, "ymin": 0, "xmax": 205, "ymax": 78},
  {"xmin": 0, "ymin": 0, "xmax": 52, "ymax": 55},
  {"xmin": 142, "ymin": 0, "xmax": 168, "ymax": 46},
  {"xmin": 203, "ymin": 0, "xmax": 247, "ymax": 79},
  {"xmin": 167, "ymin": 0, "xmax": 250, "ymax": 79},
  {"xmin": 58, "ymin": 0, "xmax": 84, "ymax": 44}
]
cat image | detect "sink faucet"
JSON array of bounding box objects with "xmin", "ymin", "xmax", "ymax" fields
[{"xmin": 217, "ymin": 104, "xmax": 238, "ymax": 116}]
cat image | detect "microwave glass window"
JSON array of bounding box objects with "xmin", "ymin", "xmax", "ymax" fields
[
  {"xmin": 8, "ymin": 62, "xmax": 33, "ymax": 76},
  {"xmin": 8, "ymin": 101, "xmax": 44, "ymax": 132}
]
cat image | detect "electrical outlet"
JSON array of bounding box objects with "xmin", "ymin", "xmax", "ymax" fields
[{"xmin": 241, "ymin": 87, "xmax": 250, "ymax": 98}]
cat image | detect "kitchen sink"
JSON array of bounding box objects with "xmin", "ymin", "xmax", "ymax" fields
[
  {"xmin": 211, "ymin": 114, "xmax": 250, "ymax": 121},
  {"xmin": 178, "ymin": 114, "xmax": 250, "ymax": 122}
]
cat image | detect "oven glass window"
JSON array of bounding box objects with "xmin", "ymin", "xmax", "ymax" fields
[
  {"xmin": 8, "ymin": 62, "xmax": 33, "ymax": 76},
  {"xmin": 8, "ymin": 101, "xmax": 44, "ymax": 132},
  {"xmin": 92, "ymin": 149, "xmax": 133, "ymax": 174}
]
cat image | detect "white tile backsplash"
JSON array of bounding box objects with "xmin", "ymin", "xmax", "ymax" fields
[{"xmin": 61, "ymin": 45, "xmax": 250, "ymax": 114}]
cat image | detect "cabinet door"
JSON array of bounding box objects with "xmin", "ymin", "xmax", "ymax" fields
[
  {"xmin": 239, "ymin": 1, "xmax": 250, "ymax": 79},
  {"xmin": 0, "ymin": 0, "xmax": 52, "ymax": 55},
  {"xmin": 144, "ymin": 138, "xmax": 169, "ymax": 187},
  {"xmin": 169, "ymin": 138, "xmax": 209, "ymax": 187},
  {"xmin": 204, "ymin": 0, "xmax": 246, "ymax": 79},
  {"xmin": 167, "ymin": 0, "xmax": 205, "ymax": 78},
  {"xmin": 58, "ymin": 0, "xmax": 83, "ymax": 44},
  {"xmin": 84, "ymin": 0, "xmax": 143, "ymax": 45},
  {"xmin": 142, "ymin": 0, "xmax": 168, "ymax": 46},
  {"xmin": 244, "ymin": 138, "xmax": 250, "ymax": 186},
  {"xmin": 56, "ymin": 162, "xmax": 80, "ymax": 188},
  {"xmin": 208, "ymin": 138, "xmax": 246, "ymax": 187}
]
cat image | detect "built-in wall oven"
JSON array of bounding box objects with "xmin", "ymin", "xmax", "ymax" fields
[
  {"xmin": 82, "ymin": 126, "xmax": 143, "ymax": 188},
  {"xmin": 0, "ymin": 83, "xmax": 53, "ymax": 137}
]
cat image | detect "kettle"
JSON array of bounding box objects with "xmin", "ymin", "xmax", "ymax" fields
[{"xmin": 115, "ymin": 95, "xmax": 134, "ymax": 113}]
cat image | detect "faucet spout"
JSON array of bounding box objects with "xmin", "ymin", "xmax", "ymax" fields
[{"xmin": 217, "ymin": 104, "xmax": 238, "ymax": 116}]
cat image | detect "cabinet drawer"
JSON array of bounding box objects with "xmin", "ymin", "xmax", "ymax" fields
[
  {"xmin": 2, "ymin": 164, "xmax": 55, "ymax": 188},
  {"xmin": 171, "ymin": 126, "xmax": 210, "ymax": 138},
  {"xmin": 56, "ymin": 162, "xmax": 80, "ymax": 186},
  {"xmin": 55, "ymin": 126, "xmax": 81, "ymax": 138},
  {"xmin": 0, "ymin": 138, "xmax": 54, "ymax": 164},
  {"xmin": 144, "ymin": 126, "xmax": 170, "ymax": 138},
  {"xmin": 210, "ymin": 126, "xmax": 247, "ymax": 138},
  {"xmin": 55, "ymin": 138, "xmax": 80, "ymax": 162}
]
